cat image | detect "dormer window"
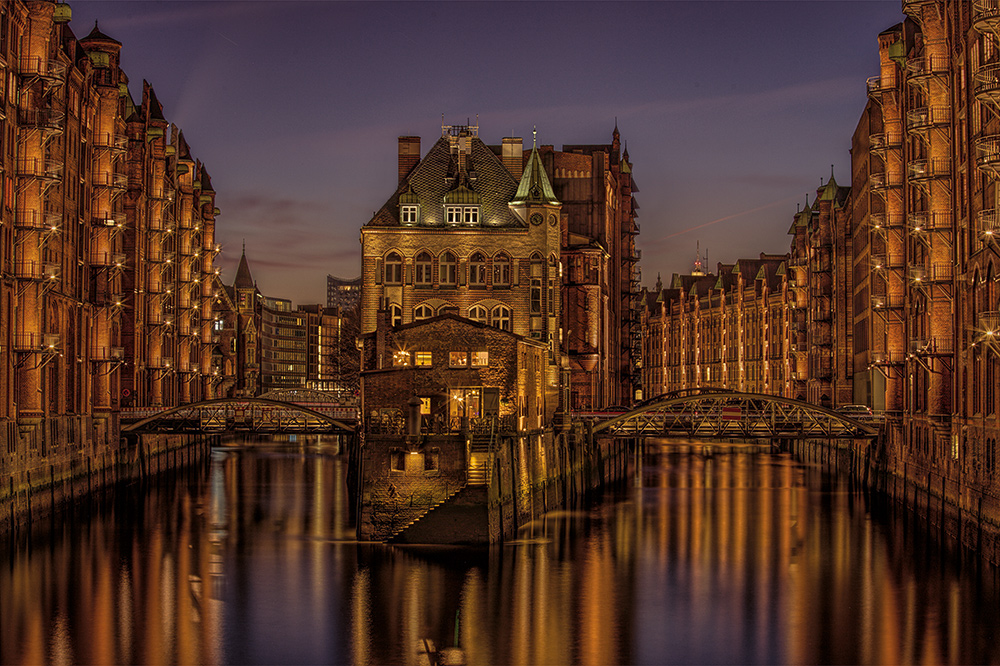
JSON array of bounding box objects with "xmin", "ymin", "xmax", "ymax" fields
[
  {"xmin": 401, "ymin": 205, "xmax": 419, "ymax": 225},
  {"xmin": 463, "ymin": 207, "xmax": 479, "ymax": 225},
  {"xmin": 446, "ymin": 207, "xmax": 462, "ymax": 225}
]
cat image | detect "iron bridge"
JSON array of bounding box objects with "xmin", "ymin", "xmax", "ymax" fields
[
  {"xmin": 121, "ymin": 397, "xmax": 356, "ymax": 435},
  {"xmin": 591, "ymin": 390, "xmax": 879, "ymax": 439}
]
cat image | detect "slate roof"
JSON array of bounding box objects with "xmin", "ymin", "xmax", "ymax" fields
[
  {"xmin": 366, "ymin": 135, "xmax": 524, "ymax": 228},
  {"xmin": 82, "ymin": 21, "xmax": 121, "ymax": 46},
  {"xmin": 234, "ymin": 249, "xmax": 255, "ymax": 289}
]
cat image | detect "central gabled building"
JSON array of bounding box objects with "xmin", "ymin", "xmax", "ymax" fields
[{"xmin": 360, "ymin": 122, "xmax": 564, "ymax": 423}]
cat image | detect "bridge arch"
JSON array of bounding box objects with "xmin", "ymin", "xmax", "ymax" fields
[
  {"xmin": 122, "ymin": 397, "xmax": 356, "ymax": 434},
  {"xmin": 593, "ymin": 391, "xmax": 879, "ymax": 439}
]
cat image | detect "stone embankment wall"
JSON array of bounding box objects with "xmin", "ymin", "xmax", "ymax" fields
[
  {"xmin": 790, "ymin": 432, "xmax": 1000, "ymax": 566},
  {"xmin": 358, "ymin": 424, "xmax": 630, "ymax": 544},
  {"xmin": 1, "ymin": 416, "xmax": 213, "ymax": 534}
]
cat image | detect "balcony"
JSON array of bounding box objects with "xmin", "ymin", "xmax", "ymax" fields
[
  {"xmin": 906, "ymin": 53, "xmax": 950, "ymax": 85},
  {"xmin": 866, "ymin": 76, "xmax": 896, "ymax": 98},
  {"xmin": 910, "ymin": 338, "xmax": 954, "ymax": 355},
  {"xmin": 869, "ymin": 132, "xmax": 902, "ymax": 152},
  {"xmin": 974, "ymin": 0, "xmax": 1000, "ymax": 36},
  {"xmin": 16, "ymin": 157, "xmax": 62, "ymax": 181},
  {"xmin": 15, "ymin": 208, "xmax": 61, "ymax": 231},
  {"xmin": 977, "ymin": 209, "xmax": 999, "ymax": 242},
  {"xmin": 975, "ymin": 62, "xmax": 1000, "ymax": 109},
  {"xmin": 871, "ymin": 351, "xmax": 906, "ymax": 365},
  {"xmin": 872, "ymin": 294, "xmax": 904, "ymax": 309},
  {"xmin": 13, "ymin": 333, "xmax": 60, "ymax": 352},
  {"xmin": 869, "ymin": 171, "xmax": 902, "ymax": 191},
  {"xmin": 19, "ymin": 56, "xmax": 67, "ymax": 82},
  {"xmin": 870, "ymin": 253, "xmax": 904, "ymax": 270},
  {"xmin": 92, "ymin": 212, "xmax": 126, "ymax": 228},
  {"xmin": 908, "ymin": 158, "xmax": 951, "ymax": 182},
  {"xmin": 976, "ymin": 135, "xmax": 1000, "ymax": 175},
  {"xmin": 91, "ymin": 346, "xmax": 125, "ymax": 361},
  {"xmin": 14, "ymin": 261, "xmax": 60, "ymax": 281},
  {"xmin": 906, "ymin": 106, "xmax": 950, "ymax": 132},
  {"xmin": 908, "ymin": 211, "xmax": 952, "ymax": 232},
  {"xmin": 92, "ymin": 171, "xmax": 128, "ymax": 190},
  {"xmin": 902, "ymin": 0, "xmax": 931, "ymax": 21},
  {"xmin": 910, "ymin": 263, "xmax": 953, "ymax": 284},
  {"xmin": 17, "ymin": 109, "xmax": 65, "ymax": 133},
  {"xmin": 980, "ymin": 311, "xmax": 1000, "ymax": 336},
  {"xmin": 869, "ymin": 213, "xmax": 902, "ymax": 231},
  {"xmin": 90, "ymin": 251, "xmax": 126, "ymax": 268},
  {"xmin": 92, "ymin": 133, "xmax": 128, "ymax": 152}
]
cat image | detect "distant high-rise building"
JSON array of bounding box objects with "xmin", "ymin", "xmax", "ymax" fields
[{"xmin": 326, "ymin": 275, "xmax": 362, "ymax": 311}]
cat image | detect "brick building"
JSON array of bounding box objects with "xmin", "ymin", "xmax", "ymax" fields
[{"xmin": 0, "ymin": 1, "xmax": 223, "ymax": 461}]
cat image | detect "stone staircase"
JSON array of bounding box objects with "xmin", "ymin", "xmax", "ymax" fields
[{"xmin": 387, "ymin": 484, "xmax": 489, "ymax": 545}]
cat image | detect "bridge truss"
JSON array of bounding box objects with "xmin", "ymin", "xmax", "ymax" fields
[
  {"xmin": 122, "ymin": 398, "xmax": 356, "ymax": 435},
  {"xmin": 593, "ymin": 391, "xmax": 879, "ymax": 440}
]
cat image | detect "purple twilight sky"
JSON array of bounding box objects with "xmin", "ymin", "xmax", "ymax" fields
[{"xmin": 68, "ymin": 0, "xmax": 903, "ymax": 305}]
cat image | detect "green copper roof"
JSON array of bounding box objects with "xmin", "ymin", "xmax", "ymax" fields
[
  {"xmin": 511, "ymin": 145, "xmax": 559, "ymax": 206},
  {"xmin": 819, "ymin": 174, "xmax": 839, "ymax": 201}
]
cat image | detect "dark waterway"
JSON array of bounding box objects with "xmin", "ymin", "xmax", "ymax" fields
[{"xmin": 3, "ymin": 437, "xmax": 1000, "ymax": 665}]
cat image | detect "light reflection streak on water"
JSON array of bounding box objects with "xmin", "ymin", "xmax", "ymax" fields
[{"xmin": 3, "ymin": 440, "xmax": 1000, "ymax": 664}]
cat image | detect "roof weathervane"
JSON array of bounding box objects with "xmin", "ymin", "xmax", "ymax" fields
[{"xmin": 532, "ymin": 125, "xmax": 537, "ymax": 149}]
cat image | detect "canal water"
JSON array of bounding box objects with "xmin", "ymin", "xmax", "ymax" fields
[{"xmin": 3, "ymin": 437, "xmax": 1000, "ymax": 665}]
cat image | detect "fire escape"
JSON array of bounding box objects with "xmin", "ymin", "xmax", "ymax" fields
[{"xmin": 13, "ymin": 52, "xmax": 66, "ymax": 369}]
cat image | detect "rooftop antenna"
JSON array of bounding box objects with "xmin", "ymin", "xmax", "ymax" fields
[{"xmin": 532, "ymin": 125, "xmax": 537, "ymax": 149}]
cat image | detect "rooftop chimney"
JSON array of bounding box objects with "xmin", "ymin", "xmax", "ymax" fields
[
  {"xmin": 398, "ymin": 136, "xmax": 420, "ymax": 184},
  {"xmin": 502, "ymin": 137, "xmax": 523, "ymax": 179}
]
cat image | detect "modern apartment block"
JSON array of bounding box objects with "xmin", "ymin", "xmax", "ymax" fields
[{"xmin": 0, "ymin": 1, "xmax": 223, "ymax": 462}]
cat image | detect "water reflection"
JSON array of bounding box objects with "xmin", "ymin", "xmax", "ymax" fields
[{"xmin": 3, "ymin": 440, "xmax": 1000, "ymax": 664}]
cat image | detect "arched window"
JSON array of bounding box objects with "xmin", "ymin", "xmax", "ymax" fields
[
  {"xmin": 530, "ymin": 253, "xmax": 544, "ymax": 315},
  {"xmin": 415, "ymin": 252, "xmax": 433, "ymax": 285},
  {"xmin": 440, "ymin": 251, "xmax": 457, "ymax": 286},
  {"xmin": 385, "ymin": 252, "xmax": 403, "ymax": 285},
  {"xmin": 414, "ymin": 304, "xmax": 434, "ymax": 320},
  {"xmin": 491, "ymin": 305, "xmax": 511, "ymax": 331},
  {"xmin": 390, "ymin": 304, "xmax": 402, "ymax": 327},
  {"xmin": 493, "ymin": 252, "xmax": 511, "ymax": 286},
  {"xmin": 469, "ymin": 252, "xmax": 487, "ymax": 287},
  {"xmin": 469, "ymin": 305, "xmax": 488, "ymax": 323}
]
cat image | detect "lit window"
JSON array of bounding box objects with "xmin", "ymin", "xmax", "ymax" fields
[
  {"xmin": 420, "ymin": 398, "xmax": 431, "ymax": 415},
  {"xmin": 491, "ymin": 305, "xmax": 511, "ymax": 331},
  {"xmin": 469, "ymin": 305, "xmax": 488, "ymax": 323},
  {"xmin": 401, "ymin": 205, "xmax": 418, "ymax": 225},
  {"xmin": 449, "ymin": 352, "xmax": 468, "ymax": 367},
  {"xmin": 415, "ymin": 252, "xmax": 433, "ymax": 285},
  {"xmin": 463, "ymin": 207, "xmax": 479, "ymax": 225},
  {"xmin": 415, "ymin": 351, "xmax": 432, "ymax": 366},
  {"xmin": 493, "ymin": 253, "xmax": 510, "ymax": 286},
  {"xmin": 385, "ymin": 252, "xmax": 403, "ymax": 284},
  {"xmin": 393, "ymin": 350, "xmax": 410, "ymax": 366},
  {"xmin": 440, "ymin": 251, "xmax": 457, "ymax": 286},
  {"xmin": 414, "ymin": 304, "xmax": 434, "ymax": 320},
  {"xmin": 472, "ymin": 351, "xmax": 488, "ymax": 366},
  {"xmin": 446, "ymin": 207, "xmax": 462, "ymax": 225},
  {"xmin": 530, "ymin": 279, "xmax": 542, "ymax": 314},
  {"xmin": 469, "ymin": 252, "xmax": 487, "ymax": 286}
]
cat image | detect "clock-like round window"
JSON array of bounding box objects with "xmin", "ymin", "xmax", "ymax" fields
[
  {"xmin": 548, "ymin": 214, "xmax": 557, "ymax": 227},
  {"xmin": 530, "ymin": 213, "xmax": 543, "ymax": 226}
]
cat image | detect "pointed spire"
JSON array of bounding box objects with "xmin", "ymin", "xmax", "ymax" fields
[
  {"xmin": 234, "ymin": 245, "xmax": 255, "ymax": 290},
  {"xmin": 511, "ymin": 129, "xmax": 559, "ymax": 206}
]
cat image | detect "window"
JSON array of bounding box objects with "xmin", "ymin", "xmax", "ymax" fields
[
  {"xmin": 401, "ymin": 205, "xmax": 418, "ymax": 225},
  {"xmin": 469, "ymin": 305, "xmax": 488, "ymax": 324},
  {"xmin": 469, "ymin": 252, "xmax": 487, "ymax": 286},
  {"xmin": 530, "ymin": 279, "xmax": 542, "ymax": 314},
  {"xmin": 472, "ymin": 351, "xmax": 489, "ymax": 367},
  {"xmin": 390, "ymin": 304, "xmax": 402, "ymax": 327},
  {"xmin": 415, "ymin": 351, "xmax": 432, "ymax": 366},
  {"xmin": 491, "ymin": 305, "xmax": 511, "ymax": 331},
  {"xmin": 414, "ymin": 304, "xmax": 434, "ymax": 320},
  {"xmin": 493, "ymin": 253, "xmax": 511, "ymax": 286},
  {"xmin": 424, "ymin": 449, "xmax": 439, "ymax": 472},
  {"xmin": 463, "ymin": 207, "xmax": 479, "ymax": 225},
  {"xmin": 446, "ymin": 206, "xmax": 462, "ymax": 225},
  {"xmin": 393, "ymin": 350, "xmax": 410, "ymax": 366},
  {"xmin": 440, "ymin": 251, "xmax": 457, "ymax": 286},
  {"xmin": 449, "ymin": 351, "xmax": 468, "ymax": 367},
  {"xmin": 385, "ymin": 252, "xmax": 403, "ymax": 284},
  {"xmin": 415, "ymin": 252, "xmax": 433, "ymax": 285}
]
